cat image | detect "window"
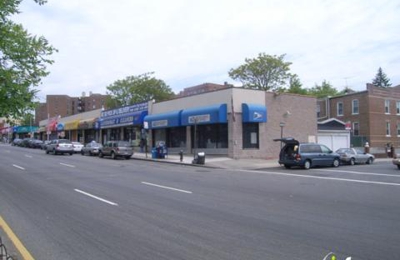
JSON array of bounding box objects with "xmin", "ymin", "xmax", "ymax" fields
[
  {"xmin": 386, "ymin": 121, "xmax": 391, "ymax": 136},
  {"xmin": 385, "ymin": 100, "xmax": 390, "ymax": 114},
  {"xmin": 337, "ymin": 102, "xmax": 343, "ymax": 116},
  {"xmin": 396, "ymin": 101, "xmax": 400, "ymax": 114},
  {"xmin": 243, "ymin": 123, "xmax": 259, "ymax": 149},
  {"xmin": 191, "ymin": 124, "xmax": 228, "ymax": 149},
  {"xmin": 352, "ymin": 99, "xmax": 359, "ymax": 115},
  {"xmin": 317, "ymin": 104, "xmax": 320, "ymax": 118},
  {"xmin": 397, "ymin": 122, "xmax": 400, "ymax": 136},
  {"xmin": 353, "ymin": 122, "xmax": 359, "ymax": 136}
]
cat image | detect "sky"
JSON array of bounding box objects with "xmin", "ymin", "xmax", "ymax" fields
[{"xmin": 12, "ymin": 0, "xmax": 400, "ymax": 101}]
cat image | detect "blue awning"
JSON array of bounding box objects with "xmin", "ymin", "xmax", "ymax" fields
[
  {"xmin": 242, "ymin": 103, "xmax": 267, "ymax": 123},
  {"xmin": 100, "ymin": 110, "xmax": 148, "ymax": 129},
  {"xmin": 144, "ymin": 110, "xmax": 182, "ymax": 129},
  {"xmin": 181, "ymin": 104, "xmax": 227, "ymax": 126}
]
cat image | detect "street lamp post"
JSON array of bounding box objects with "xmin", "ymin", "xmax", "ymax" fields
[
  {"xmin": 193, "ymin": 117, "xmax": 198, "ymax": 159},
  {"xmin": 279, "ymin": 122, "xmax": 285, "ymax": 148}
]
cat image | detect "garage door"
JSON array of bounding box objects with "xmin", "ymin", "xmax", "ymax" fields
[{"xmin": 317, "ymin": 134, "xmax": 349, "ymax": 151}]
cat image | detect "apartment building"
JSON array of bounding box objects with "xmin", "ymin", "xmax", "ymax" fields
[
  {"xmin": 35, "ymin": 92, "xmax": 109, "ymax": 124},
  {"xmin": 318, "ymin": 83, "xmax": 400, "ymax": 152}
]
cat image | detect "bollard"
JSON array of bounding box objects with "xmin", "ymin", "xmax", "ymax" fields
[{"xmin": 179, "ymin": 150, "xmax": 183, "ymax": 162}]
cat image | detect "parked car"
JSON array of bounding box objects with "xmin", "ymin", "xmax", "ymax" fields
[
  {"xmin": 12, "ymin": 138, "xmax": 22, "ymax": 146},
  {"xmin": 99, "ymin": 141, "xmax": 133, "ymax": 160},
  {"xmin": 29, "ymin": 139, "xmax": 44, "ymax": 149},
  {"xmin": 20, "ymin": 138, "xmax": 33, "ymax": 147},
  {"xmin": 274, "ymin": 137, "xmax": 340, "ymax": 169},
  {"xmin": 81, "ymin": 142, "xmax": 103, "ymax": 156},
  {"xmin": 72, "ymin": 141, "xmax": 84, "ymax": 153},
  {"xmin": 46, "ymin": 139, "xmax": 74, "ymax": 155},
  {"xmin": 335, "ymin": 148, "xmax": 374, "ymax": 165},
  {"xmin": 41, "ymin": 140, "xmax": 51, "ymax": 150}
]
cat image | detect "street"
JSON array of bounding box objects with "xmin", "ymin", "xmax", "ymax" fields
[{"xmin": 1, "ymin": 144, "xmax": 400, "ymax": 260}]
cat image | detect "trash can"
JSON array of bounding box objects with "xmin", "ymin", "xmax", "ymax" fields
[
  {"xmin": 196, "ymin": 152, "xmax": 205, "ymax": 165},
  {"xmin": 151, "ymin": 148, "xmax": 157, "ymax": 159}
]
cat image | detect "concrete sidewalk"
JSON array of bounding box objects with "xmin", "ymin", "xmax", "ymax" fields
[
  {"xmin": 131, "ymin": 151, "xmax": 394, "ymax": 170},
  {"xmin": 131, "ymin": 151, "xmax": 281, "ymax": 170}
]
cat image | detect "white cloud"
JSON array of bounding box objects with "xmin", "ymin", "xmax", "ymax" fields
[{"xmin": 12, "ymin": 0, "xmax": 400, "ymax": 100}]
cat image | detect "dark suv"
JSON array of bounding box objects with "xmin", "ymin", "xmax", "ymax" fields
[
  {"xmin": 274, "ymin": 138, "xmax": 340, "ymax": 169},
  {"xmin": 99, "ymin": 141, "xmax": 133, "ymax": 160}
]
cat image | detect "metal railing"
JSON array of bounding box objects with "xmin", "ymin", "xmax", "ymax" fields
[{"xmin": 0, "ymin": 236, "xmax": 17, "ymax": 260}]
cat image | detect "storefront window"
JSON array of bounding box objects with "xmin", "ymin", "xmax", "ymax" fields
[
  {"xmin": 243, "ymin": 123, "xmax": 259, "ymax": 149},
  {"xmin": 191, "ymin": 124, "xmax": 228, "ymax": 149},
  {"xmin": 167, "ymin": 127, "xmax": 186, "ymax": 148}
]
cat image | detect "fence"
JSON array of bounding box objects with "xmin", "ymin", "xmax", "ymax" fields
[{"xmin": 0, "ymin": 236, "xmax": 17, "ymax": 260}]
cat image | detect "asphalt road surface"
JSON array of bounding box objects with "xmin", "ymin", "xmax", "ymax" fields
[{"xmin": 1, "ymin": 144, "xmax": 399, "ymax": 260}]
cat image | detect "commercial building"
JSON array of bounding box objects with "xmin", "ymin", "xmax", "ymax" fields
[{"xmin": 38, "ymin": 87, "xmax": 317, "ymax": 159}]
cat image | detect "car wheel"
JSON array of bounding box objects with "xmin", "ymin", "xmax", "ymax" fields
[
  {"xmin": 366, "ymin": 157, "xmax": 373, "ymax": 164},
  {"xmin": 304, "ymin": 160, "xmax": 311, "ymax": 169},
  {"xmin": 70, "ymin": 152, "xmax": 73, "ymax": 156},
  {"xmin": 99, "ymin": 151, "xmax": 103, "ymax": 158},
  {"xmin": 89, "ymin": 151, "xmax": 92, "ymax": 156},
  {"xmin": 284, "ymin": 164, "xmax": 291, "ymax": 169},
  {"xmin": 125, "ymin": 156, "xmax": 131, "ymax": 160},
  {"xmin": 350, "ymin": 158, "xmax": 355, "ymax": 166},
  {"xmin": 111, "ymin": 152, "xmax": 116, "ymax": 160},
  {"xmin": 46, "ymin": 150, "xmax": 49, "ymax": 154},
  {"xmin": 81, "ymin": 150, "xmax": 84, "ymax": 155},
  {"xmin": 397, "ymin": 165, "xmax": 400, "ymax": 170},
  {"xmin": 333, "ymin": 158, "xmax": 340, "ymax": 167}
]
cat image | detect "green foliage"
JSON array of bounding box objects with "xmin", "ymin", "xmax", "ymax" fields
[
  {"xmin": 372, "ymin": 67, "xmax": 391, "ymax": 87},
  {"xmin": 106, "ymin": 72, "xmax": 174, "ymax": 108},
  {"xmin": 0, "ymin": 0, "xmax": 56, "ymax": 119},
  {"xmin": 286, "ymin": 74, "xmax": 308, "ymax": 95},
  {"xmin": 308, "ymin": 80, "xmax": 339, "ymax": 98},
  {"xmin": 228, "ymin": 53, "xmax": 292, "ymax": 91},
  {"xmin": 20, "ymin": 112, "xmax": 34, "ymax": 126}
]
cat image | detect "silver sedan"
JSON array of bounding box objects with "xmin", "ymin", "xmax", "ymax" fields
[{"xmin": 335, "ymin": 148, "xmax": 374, "ymax": 165}]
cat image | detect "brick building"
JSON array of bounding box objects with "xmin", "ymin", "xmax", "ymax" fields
[
  {"xmin": 318, "ymin": 83, "xmax": 400, "ymax": 153},
  {"xmin": 35, "ymin": 92, "xmax": 109, "ymax": 125}
]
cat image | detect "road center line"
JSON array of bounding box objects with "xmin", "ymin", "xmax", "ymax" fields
[
  {"xmin": 24, "ymin": 154, "xmax": 32, "ymax": 158},
  {"xmin": 12, "ymin": 164, "xmax": 25, "ymax": 170},
  {"xmin": 60, "ymin": 162, "xmax": 75, "ymax": 168},
  {"xmin": 239, "ymin": 169, "xmax": 400, "ymax": 187},
  {"xmin": 320, "ymin": 169, "xmax": 400, "ymax": 178},
  {"xmin": 74, "ymin": 189, "xmax": 118, "ymax": 206},
  {"xmin": 142, "ymin": 182, "xmax": 193, "ymax": 194}
]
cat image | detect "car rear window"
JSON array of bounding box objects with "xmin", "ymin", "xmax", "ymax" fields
[
  {"xmin": 59, "ymin": 139, "xmax": 71, "ymax": 144},
  {"xmin": 117, "ymin": 141, "xmax": 131, "ymax": 147}
]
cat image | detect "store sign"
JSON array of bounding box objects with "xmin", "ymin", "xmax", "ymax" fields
[
  {"xmin": 151, "ymin": 120, "xmax": 168, "ymax": 128},
  {"xmin": 188, "ymin": 114, "xmax": 210, "ymax": 124},
  {"xmin": 100, "ymin": 102, "xmax": 148, "ymax": 118}
]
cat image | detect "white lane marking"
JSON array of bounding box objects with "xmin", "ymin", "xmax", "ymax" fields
[
  {"xmin": 74, "ymin": 189, "xmax": 118, "ymax": 206},
  {"xmin": 24, "ymin": 155, "xmax": 33, "ymax": 158},
  {"xmin": 142, "ymin": 182, "xmax": 193, "ymax": 194},
  {"xmin": 239, "ymin": 169, "xmax": 400, "ymax": 187},
  {"xmin": 60, "ymin": 163, "xmax": 75, "ymax": 168},
  {"xmin": 320, "ymin": 169, "xmax": 400, "ymax": 178},
  {"xmin": 12, "ymin": 164, "xmax": 25, "ymax": 170}
]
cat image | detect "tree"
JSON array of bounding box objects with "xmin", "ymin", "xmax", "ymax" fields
[
  {"xmin": 20, "ymin": 112, "xmax": 34, "ymax": 126},
  {"xmin": 308, "ymin": 80, "xmax": 339, "ymax": 98},
  {"xmin": 106, "ymin": 72, "xmax": 174, "ymax": 108},
  {"xmin": 0, "ymin": 0, "xmax": 56, "ymax": 119},
  {"xmin": 286, "ymin": 74, "xmax": 308, "ymax": 95},
  {"xmin": 228, "ymin": 53, "xmax": 292, "ymax": 91},
  {"xmin": 372, "ymin": 67, "xmax": 391, "ymax": 87}
]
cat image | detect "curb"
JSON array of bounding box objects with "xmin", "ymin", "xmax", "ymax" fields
[{"xmin": 130, "ymin": 156, "xmax": 223, "ymax": 169}]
